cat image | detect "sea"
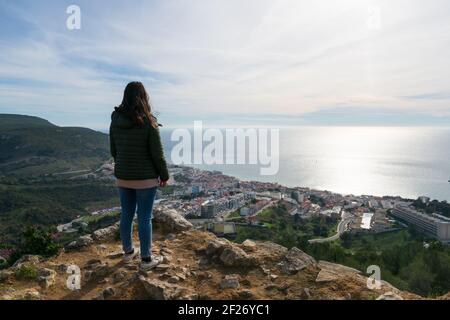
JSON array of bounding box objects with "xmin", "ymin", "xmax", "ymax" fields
[{"xmin": 159, "ymin": 126, "xmax": 450, "ymax": 202}]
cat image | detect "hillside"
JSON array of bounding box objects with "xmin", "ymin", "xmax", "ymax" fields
[
  {"xmin": 0, "ymin": 206, "xmax": 426, "ymax": 300},
  {"xmin": 0, "ymin": 114, "xmax": 110, "ymax": 176},
  {"xmin": 0, "ymin": 114, "xmax": 117, "ymax": 246}
]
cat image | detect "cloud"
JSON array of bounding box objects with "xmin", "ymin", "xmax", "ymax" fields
[{"xmin": 0, "ymin": 0, "xmax": 450, "ymax": 129}]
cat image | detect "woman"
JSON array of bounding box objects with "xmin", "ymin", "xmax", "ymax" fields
[{"xmin": 109, "ymin": 81, "xmax": 169, "ymax": 270}]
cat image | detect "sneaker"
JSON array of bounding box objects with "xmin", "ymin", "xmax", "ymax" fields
[
  {"xmin": 123, "ymin": 249, "xmax": 139, "ymax": 262},
  {"xmin": 139, "ymin": 255, "xmax": 163, "ymax": 271}
]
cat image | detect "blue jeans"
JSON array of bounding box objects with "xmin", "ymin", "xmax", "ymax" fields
[{"xmin": 118, "ymin": 187, "xmax": 157, "ymax": 259}]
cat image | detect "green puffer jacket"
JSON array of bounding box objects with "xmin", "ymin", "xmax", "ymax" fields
[{"xmin": 109, "ymin": 110, "xmax": 169, "ymax": 181}]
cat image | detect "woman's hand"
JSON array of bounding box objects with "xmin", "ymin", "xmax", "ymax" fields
[{"xmin": 159, "ymin": 179, "xmax": 168, "ymax": 187}]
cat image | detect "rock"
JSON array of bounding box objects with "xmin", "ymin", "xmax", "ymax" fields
[
  {"xmin": 161, "ymin": 248, "xmax": 173, "ymax": 255},
  {"xmin": 220, "ymin": 275, "xmax": 240, "ymax": 289},
  {"xmin": 376, "ymin": 292, "xmax": 404, "ymax": 300},
  {"xmin": 57, "ymin": 264, "xmax": 68, "ymax": 273},
  {"xmin": 102, "ymin": 287, "xmax": 116, "ymax": 299},
  {"xmin": 175, "ymin": 273, "xmax": 187, "ymax": 281},
  {"xmin": 238, "ymin": 290, "xmax": 254, "ymax": 299},
  {"xmin": 180, "ymin": 293, "xmax": 199, "ymax": 300},
  {"xmin": 83, "ymin": 262, "xmax": 110, "ymax": 281},
  {"xmin": 153, "ymin": 208, "xmax": 193, "ymax": 232},
  {"xmin": 23, "ymin": 289, "xmax": 41, "ymax": 300},
  {"xmin": 168, "ymin": 276, "xmax": 180, "ymax": 284},
  {"xmin": 197, "ymin": 271, "xmax": 212, "ymax": 280},
  {"xmin": 278, "ymin": 247, "xmax": 317, "ymax": 275},
  {"xmin": 315, "ymin": 261, "xmax": 361, "ymax": 283},
  {"xmin": 165, "ymin": 233, "xmax": 176, "ymax": 240},
  {"xmin": 0, "ymin": 270, "xmax": 13, "ymax": 282},
  {"xmin": 107, "ymin": 252, "xmax": 123, "ymax": 259},
  {"xmin": 113, "ymin": 271, "xmax": 126, "ymax": 284},
  {"xmin": 155, "ymin": 264, "xmax": 171, "ymax": 272},
  {"xmin": 66, "ymin": 235, "xmax": 93, "ymax": 250},
  {"xmin": 302, "ymin": 288, "xmax": 312, "ymax": 299},
  {"xmin": 92, "ymin": 223, "xmax": 119, "ymax": 242},
  {"xmin": 12, "ymin": 255, "xmax": 41, "ymax": 269},
  {"xmin": 269, "ymin": 274, "xmax": 278, "ymax": 281},
  {"xmin": 139, "ymin": 276, "xmax": 183, "ymax": 300},
  {"xmin": 124, "ymin": 264, "xmax": 138, "ymax": 271},
  {"xmin": 264, "ymin": 284, "xmax": 277, "ymax": 291},
  {"xmin": 241, "ymin": 279, "xmax": 251, "ymax": 286},
  {"xmin": 241, "ymin": 240, "xmax": 257, "ymax": 252},
  {"xmin": 260, "ymin": 266, "xmax": 271, "ymax": 275},
  {"xmin": 198, "ymin": 256, "xmax": 210, "ymax": 269},
  {"xmin": 205, "ymin": 238, "xmax": 230, "ymax": 256},
  {"xmin": 219, "ymin": 246, "xmax": 257, "ymax": 268},
  {"xmin": 139, "ymin": 269, "xmax": 153, "ymax": 277},
  {"xmin": 85, "ymin": 259, "xmax": 103, "ymax": 267},
  {"xmin": 37, "ymin": 268, "xmax": 56, "ymax": 289}
]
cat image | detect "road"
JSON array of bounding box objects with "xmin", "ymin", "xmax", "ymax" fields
[{"xmin": 308, "ymin": 212, "xmax": 351, "ymax": 244}]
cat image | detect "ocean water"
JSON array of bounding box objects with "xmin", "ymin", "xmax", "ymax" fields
[{"xmin": 160, "ymin": 127, "xmax": 450, "ymax": 202}]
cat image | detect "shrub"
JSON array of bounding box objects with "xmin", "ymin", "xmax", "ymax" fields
[
  {"xmin": 14, "ymin": 265, "xmax": 37, "ymax": 280},
  {"xmin": 20, "ymin": 226, "xmax": 60, "ymax": 257}
]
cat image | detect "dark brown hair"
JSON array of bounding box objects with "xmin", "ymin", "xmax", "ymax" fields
[{"xmin": 116, "ymin": 81, "xmax": 158, "ymax": 128}]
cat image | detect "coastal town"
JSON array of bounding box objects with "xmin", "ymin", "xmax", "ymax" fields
[{"xmin": 59, "ymin": 163, "xmax": 450, "ymax": 244}]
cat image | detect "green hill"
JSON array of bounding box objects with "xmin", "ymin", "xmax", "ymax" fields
[
  {"xmin": 0, "ymin": 114, "xmax": 117, "ymax": 247},
  {"xmin": 0, "ymin": 114, "xmax": 110, "ymax": 176}
]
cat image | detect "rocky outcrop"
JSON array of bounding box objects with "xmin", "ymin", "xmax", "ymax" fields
[
  {"xmin": 66, "ymin": 235, "xmax": 94, "ymax": 251},
  {"xmin": 37, "ymin": 268, "xmax": 57, "ymax": 289},
  {"xmin": 139, "ymin": 276, "xmax": 185, "ymax": 300},
  {"xmin": 12, "ymin": 255, "xmax": 42, "ymax": 269},
  {"xmin": 315, "ymin": 261, "xmax": 361, "ymax": 283},
  {"xmin": 92, "ymin": 223, "xmax": 119, "ymax": 242},
  {"xmin": 153, "ymin": 207, "xmax": 193, "ymax": 232},
  {"xmin": 278, "ymin": 247, "xmax": 317, "ymax": 275},
  {"xmin": 0, "ymin": 207, "xmax": 442, "ymax": 301}
]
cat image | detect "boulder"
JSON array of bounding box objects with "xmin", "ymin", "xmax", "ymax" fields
[
  {"xmin": 66, "ymin": 235, "xmax": 93, "ymax": 250},
  {"xmin": 139, "ymin": 276, "xmax": 184, "ymax": 300},
  {"xmin": 278, "ymin": 247, "xmax": 317, "ymax": 274},
  {"xmin": 219, "ymin": 246, "xmax": 257, "ymax": 268},
  {"xmin": 102, "ymin": 287, "xmax": 116, "ymax": 299},
  {"xmin": 23, "ymin": 289, "xmax": 41, "ymax": 300},
  {"xmin": 153, "ymin": 208, "xmax": 193, "ymax": 232},
  {"xmin": 241, "ymin": 240, "xmax": 257, "ymax": 252},
  {"xmin": 37, "ymin": 268, "xmax": 57, "ymax": 289},
  {"xmin": 205, "ymin": 238, "xmax": 230, "ymax": 256},
  {"xmin": 92, "ymin": 223, "xmax": 119, "ymax": 242},
  {"xmin": 12, "ymin": 255, "xmax": 41, "ymax": 270},
  {"xmin": 315, "ymin": 261, "xmax": 361, "ymax": 283},
  {"xmin": 220, "ymin": 275, "xmax": 240, "ymax": 289}
]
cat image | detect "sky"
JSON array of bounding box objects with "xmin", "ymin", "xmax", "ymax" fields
[{"xmin": 0, "ymin": 0, "xmax": 450, "ymax": 129}]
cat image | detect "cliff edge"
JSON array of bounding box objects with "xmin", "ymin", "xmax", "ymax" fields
[{"xmin": 0, "ymin": 207, "xmax": 425, "ymax": 300}]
